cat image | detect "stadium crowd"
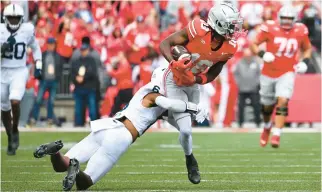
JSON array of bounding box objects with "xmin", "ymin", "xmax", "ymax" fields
[{"xmin": 1, "ymin": 0, "xmax": 320, "ymax": 127}]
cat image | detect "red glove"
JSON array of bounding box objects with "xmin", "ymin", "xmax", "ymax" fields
[
  {"xmin": 170, "ymin": 58, "xmax": 192, "ymax": 71},
  {"xmin": 170, "ymin": 59, "xmax": 196, "ymax": 87}
]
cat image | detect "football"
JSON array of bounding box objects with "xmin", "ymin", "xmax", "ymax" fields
[{"xmin": 171, "ymin": 45, "xmax": 191, "ymax": 64}]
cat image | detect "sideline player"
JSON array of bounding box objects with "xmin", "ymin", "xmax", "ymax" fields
[
  {"xmin": 33, "ymin": 67, "xmax": 208, "ymax": 191},
  {"xmin": 1, "ymin": 3, "xmax": 42, "ymax": 155},
  {"xmin": 159, "ymin": 2, "xmax": 245, "ymax": 181},
  {"xmin": 250, "ymin": 5, "xmax": 311, "ymax": 148}
]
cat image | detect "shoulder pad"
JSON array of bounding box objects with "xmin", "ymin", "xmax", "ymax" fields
[
  {"xmin": 187, "ymin": 19, "xmax": 210, "ymax": 39},
  {"xmin": 260, "ymin": 20, "xmax": 276, "ymax": 33},
  {"xmin": 295, "ymin": 23, "xmax": 309, "ymax": 35},
  {"xmin": 21, "ymin": 23, "xmax": 35, "ymax": 35}
]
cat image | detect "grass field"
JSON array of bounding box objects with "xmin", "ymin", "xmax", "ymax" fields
[{"xmin": 1, "ymin": 132, "xmax": 321, "ymax": 191}]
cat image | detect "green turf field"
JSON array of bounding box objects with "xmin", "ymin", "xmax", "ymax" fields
[{"xmin": 1, "ymin": 132, "xmax": 321, "ymax": 191}]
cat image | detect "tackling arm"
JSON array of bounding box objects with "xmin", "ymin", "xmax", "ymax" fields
[{"xmin": 159, "ymin": 29, "xmax": 189, "ymax": 62}]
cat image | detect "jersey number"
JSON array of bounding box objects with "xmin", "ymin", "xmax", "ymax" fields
[
  {"xmin": 200, "ymin": 20, "xmax": 210, "ymax": 32},
  {"xmin": 3, "ymin": 42, "xmax": 26, "ymax": 60},
  {"xmin": 274, "ymin": 37, "xmax": 298, "ymax": 58},
  {"xmin": 152, "ymin": 86, "xmax": 160, "ymax": 93}
]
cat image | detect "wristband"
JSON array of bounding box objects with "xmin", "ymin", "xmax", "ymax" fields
[
  {"xmin": 197, "ymin": 74, "xmax": 207, "ymax": 84},
  {"xmin": 258, "ymin": 50, "xmax": 265, "ymax": 58},
  {"xmin": 302, "ymin": 58, "xmax": 310, "ymax": 65}
]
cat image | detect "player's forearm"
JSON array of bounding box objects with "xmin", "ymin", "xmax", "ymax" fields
[
  {"xmin": 159, "ymin": 39, "xmax": 175, "ymax": 62},
  {"xmin": 302, "ymin": 47, "xmax": 312, "ymax": 59},
  {"xmin": 159, "ymin": 29, "xmax": 189, "ymax": 63},
  {"xmin": 250, "ymin": 43, "xmax": 260, "ymax": 55},
  {"xmin": 155, "ymin": 96, "xmax": 198, "ymax": 113},
  {"xmin": 30, "ymin": 42, "xmax": 42, "ymax": 61},
  {"xmin": 195, "ymin": 61, "xmax": 225, "ymax": 85}
]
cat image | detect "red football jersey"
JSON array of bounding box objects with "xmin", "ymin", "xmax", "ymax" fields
[
  {"xmin": 185, "ymin": 19, "xmax": 238, "ymax": 75},
  {"xmin": 256, "ymin": 20, "xmax": 311, "ymax": 78}
]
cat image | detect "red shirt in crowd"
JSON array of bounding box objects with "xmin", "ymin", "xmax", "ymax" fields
[{"xmin": 108, "ymin": 60, "xmax": 134, "ymax": 90}]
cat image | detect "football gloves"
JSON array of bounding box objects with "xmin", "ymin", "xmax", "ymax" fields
[{"xmin": 34, "ymin": 60, "xmax": 43, "ymax": 80}]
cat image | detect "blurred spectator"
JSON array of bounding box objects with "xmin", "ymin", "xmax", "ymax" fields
[
  {"xmin": 77, "ymin": 2, "xmax": 94, "ymax": 24},
  {"xmin": 56, "ymin": 18, "xmax": 77, "ymax": 64},
  {"xmin": 31, "ymin": 38, "xmax": 63, "ymax": 126},
  {"xmin": 124, "ymin": 15, "xmax": 154, "ymax": 66},
  {"xmin": 233, "ymin": 47, "xmax": 261, "ymax": 128},
  {"xmin": 107, "ymin": 53, "xmax": 134, "ymax": 116},
  {"xmin": 71, "ymin": 43, "xmax": 99, "ymax": 126}
]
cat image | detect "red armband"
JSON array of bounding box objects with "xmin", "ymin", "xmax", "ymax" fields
[{"xmin": 197, "ymin": 74, "xmax": 207, "ymax": 84}]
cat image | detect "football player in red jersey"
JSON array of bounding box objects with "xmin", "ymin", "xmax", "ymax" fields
[
  {"xmin": 250, "ymin": 5, "xmax": 312, "ymax": 148},
  {"xmin": 159, "ymin": 3, "xmax": 246, "ymax": 184}
]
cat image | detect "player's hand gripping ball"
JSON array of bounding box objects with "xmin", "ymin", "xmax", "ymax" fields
[{"xmin": 170, "ymin": 46, "xmax": 195, "ymax": 86}]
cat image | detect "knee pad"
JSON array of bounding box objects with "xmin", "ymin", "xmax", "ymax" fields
[
  {"xmin": 1, "ymin": 103, "xmax": 11, "ymax": 111},
  {"xmin": 276, "ymin": 106, "xmax": 288, "ymax": 116},
  {"xmin": 261, "ymin": 105, "xmax": 274, "ymax": 116}
]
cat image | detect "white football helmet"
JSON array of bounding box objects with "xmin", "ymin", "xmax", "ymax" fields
[
  {"xmin": 278, "ymin": 5, "xmax": 297, "ymax": 29},
  {"xmin": 3, "ymin": 3, "xmax": 24, "ymax": 31},
  {"xmin": 207, "ymin": 3, "xmax": 245, "ymax": 40}
]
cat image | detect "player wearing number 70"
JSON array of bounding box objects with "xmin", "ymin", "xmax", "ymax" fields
[
  {"xmin": 159, "ymin": 3, "xmax": 246, "ymax": 184},
  {"xmin": 250, "ymin": 5, "xmax": 312, "ymax": 148},
  {"xmin": 1, "ymin": 3, "xmax": 42, "ymax": 155}
]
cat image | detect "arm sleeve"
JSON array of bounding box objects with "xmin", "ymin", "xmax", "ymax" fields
[
  {"xmin": 28, "ymin": 32, "xmax": 42, "ymax": 61},
  {"xmin": 26, "ymin": 24, "xmax": 41, "ymax": 61},
  {"xmin": 155, "ymin": 96, "xmax": 198, "ymax": 113}
]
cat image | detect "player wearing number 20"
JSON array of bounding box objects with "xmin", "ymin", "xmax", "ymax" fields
[
  {"xmin": 1, "ymin": 3, "xmax": 42, "ymax": 155},
  {"xmin": 159, "ymin": 3, "xmax": 246, "ymax": 184},
  {"xmin": 250, "ymin": 5, "xmax": 312, "ymax": 148}
]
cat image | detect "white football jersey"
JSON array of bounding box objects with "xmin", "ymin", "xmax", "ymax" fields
[
  {"xmin": 114, "ymin": 67, "xmax": 168, "ymax": 136},
  {"xmin": 0, "ymin": 22, "xmax": 41, "ymax": 68}
]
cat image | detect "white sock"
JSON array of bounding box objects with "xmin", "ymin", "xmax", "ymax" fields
[
  {"xmin": 272, "ymin": 127, "xmax": 282, "ymax": 136},
  {"xmin": 264, "ymin": 121, "xmax": 272, "ymax": 129}
]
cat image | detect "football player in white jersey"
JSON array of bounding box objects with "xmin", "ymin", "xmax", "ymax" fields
[
  {"xmin": 33, "ymin": 67, "xmax": 208, "ymax": 191},
  {"xmin": 1, "ymin": 3, "xmax": 42, "ymax": 155}
]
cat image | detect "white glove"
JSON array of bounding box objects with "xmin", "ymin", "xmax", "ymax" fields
[
  {"xmin": 35, "ymin": 60, "xmax": 42, "ymax": 70},
  {"xmin": 195, "ymin": 104, "xmax": 209, "ymax": 123},
  {"xmin": 294, "ymin": 62, "xmax": 308, "ymax": 74},
  {"xmin": 262, "ymin": 52, "xmax": 275, "ymax": 63}
]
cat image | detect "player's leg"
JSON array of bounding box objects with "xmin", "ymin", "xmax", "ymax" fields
[
  {"xmin": 1, "ymin": 79, "xmax": 14, "ymax": 155},
  {"xmin": 34, "ymin": 132, "xmax": 100, "ymax": 172},
  {"xmin": 9, "ymin": 67, "xmax": 29, "ymax": 150},
  {"xmin": 64, "ymin": 126, "xmax": 133, "ymax": 190},
  {"xmin": 259, "ymin": 75, "xmax": 276, "ymax": 147},
  {"xmin": 271, "ymin": 72, "xmax": 295, "ymax": 148},
  {"xmin": 165, "ymin": 71, "xmax": 200, "ymax": 184}
]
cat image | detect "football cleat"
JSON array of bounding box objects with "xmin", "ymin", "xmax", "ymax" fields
[
  {"xmin": 271, "ymin": 135, "xmax": 280, "ymax": 148},
  {"xmin": 11, "ymin": 132, "xmax": 19, "ymax": 150},
  {"xmin": 33, "ymin": 140, "xmax": 64, "ymax": 158},
  {"xmin": 260, "ymin": 128, "xmax": 271, "ymax": 147},
  {"xmin": 7, "ymin": 139, "xmax": 16, "ymax": 156},
  {"xmin": 63, "ymin": 158, "xmax": 80, "ymax": 191},
  {"xmin": 185, "ymin": 153, "xmax": 201, "ymax": 184}
]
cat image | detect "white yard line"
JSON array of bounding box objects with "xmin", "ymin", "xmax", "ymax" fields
[
  {"xmin": 1, "ymin": 127, "xmax": 320, "ymax": 133},
  {"xmin": 17, "ymin": 171, "xmax": 321, "ymax": 175},
  {"xmin": 2, "ymin": 179, "xmax": 320, "ymax": 183},
  {"xmin": 7, "ymin": 164, "xmax": 321, "ymax": 168}
]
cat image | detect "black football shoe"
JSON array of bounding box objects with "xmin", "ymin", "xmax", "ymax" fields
[
  {"xmin": 63, "ymin": 158, "xmax": 80, "ymax": 191},
  {"xmin": 33, "ymin": 140, "xmax": 64, "ymax": 158},
  {"xmin": 11, "ymin": 132, "xmax": 19, "ymax": 150},
  {"xmin": 185, "ymin": 153, "xmax": 201, "ymax": 184},
  {"xmin": 7, "ymin": 137, "xmax": 15, "ymax": 156}
]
